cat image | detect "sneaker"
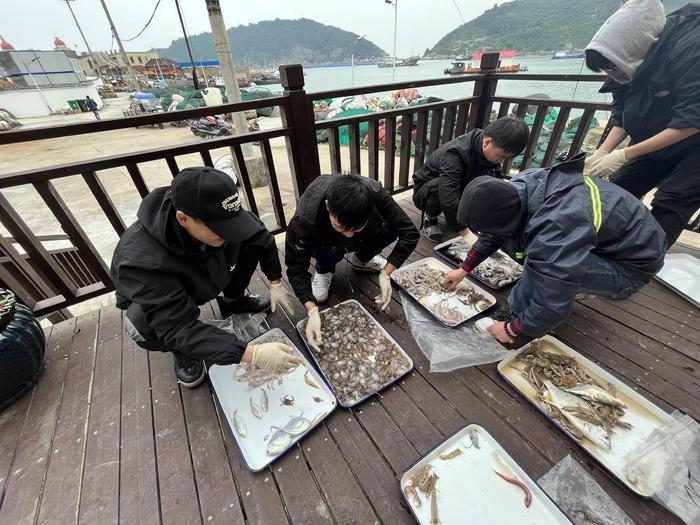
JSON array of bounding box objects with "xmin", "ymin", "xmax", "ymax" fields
[
  {"xmin": 312, "ymin": 272, "xmax": 333, "ymax": 303},
  {"xmin": 217, "ymin": 295, "xmax": 271, "ymax": 316},
  {"xmin": 349, "ymin": 253, "xmax": 387, "ymax": 273},
  {"xmin": 575, "ymin": 293, "xmax": 596, "ymax": 301},
  {"xmin": 421, "ymin": 216, "xmax": 443, "ymax": 243},
  {"xmin": 173, "ymin": 351, "xmax": 205, "ymax": 388}
]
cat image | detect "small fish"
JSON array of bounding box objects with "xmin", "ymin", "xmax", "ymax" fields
[
  {"xmin": 312, "ymin": 396, "xmax": 323, "ymax": 403},
  {"xmin": 282, "ymin": 414, "xmax": 311, "ymax": 436},
  {"xmin": 430, "ymin": 489, "xmax": 439, "ymax": 525},
  {"xmin": 266, "ymin": 427, "xmax": 293, "ymax": 456},
  {"xmin": 233, "ymin": 409, "xmax": 247, "ymax": 438},
  {"xmin": 493, "ymin": 469, "xmax": 532, "ymax": 508},
  {"xmin": 438, "ymin": 448, "xmax": 462, "ymax": 460},
  {"xmin": 404, "ymin": 484, "xmax": 421, "ymax": 508},
  {"xmin": 250, "ymin": 397, "xmax": 263, "ymax": 419},
  {"xmin": 562, "ymin": 383, "xmax": 627, "ymax": 408},
  {"xmin": 469, "ymin": 428, "xmax": 480, "ymax": 449},
  {"xmin": 260, "ymin": 389, "xmax": 268, "ymax": 412},
  {"xmin": 281, "ymin": 394, "xmax": 295, "ymax": 406},
  {"xmin": 304, "ymin": 370, "xmax": 320, "ymax": 389}
]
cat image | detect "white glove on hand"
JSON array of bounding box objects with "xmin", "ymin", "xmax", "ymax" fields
[
  {"xmin": 589, "ymin": 149, "xmax": 627, "ymax": 179},
  {"xmin": 305, "ymin": 307, "xmax": 323, "ymax": 352},
  {"xmin": 583, "ymin": 148, "xmax": 608, "ymax": 174},
  {"xmin": 251, "ymin": 342, "xmax": 302, "ymax": 373},
  {"xmin": 374, "ymin": 271, "xmax": 392, "ymax": 311},
  {"xmin": 269, "ymin": 281, "xmax": 294, "ymax": 315}
]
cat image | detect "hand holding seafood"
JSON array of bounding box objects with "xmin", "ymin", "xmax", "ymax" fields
[
  {"xmin": 441, "ymin": 237, "xmax": 523, "ymax": 289},
  {"xmin": 298, "ymin": 301, "xmax": 412, "ymax": 406},
  {"xmin": 392, "ymin": 258, "xmax": 495, "ymax": 327}
]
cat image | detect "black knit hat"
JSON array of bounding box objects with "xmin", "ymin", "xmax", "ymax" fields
[{"xmin": 457, "ymin": 176, "xmax": 522, "ymax": 238}]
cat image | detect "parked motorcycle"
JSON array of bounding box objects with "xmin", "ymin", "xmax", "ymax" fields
[{"xmin": 190, "ymin": 116, "xmax": 231, "ymax": 138}]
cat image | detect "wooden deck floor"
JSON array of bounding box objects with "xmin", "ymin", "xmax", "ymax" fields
[{"xmin": 1, "ymin": 199, "xmax": 698, "ymax": 525}]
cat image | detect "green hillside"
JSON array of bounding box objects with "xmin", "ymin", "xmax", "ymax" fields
[
  {"xmin": 427, "ymin": 0, "xmax": 692, "ymax": 56},
  {"xmin": 160, "ymin": 18, "xmax": 386, "ymax": 65}
]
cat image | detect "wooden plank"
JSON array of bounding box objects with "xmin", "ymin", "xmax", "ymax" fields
[
  {"xmin": 149, "ymin": 350, "xmax": 201, "ymax": 525},
  {"xmin": 200, "ymin": 149, "xmax": 214, "ymax": 167},
  {"xmin": 566, "ymin": 108, "xmax": 595, "ymax": 158},
  {"xmin": 81, "ymin": 171, "xmax": 127, "ymax": 236},
  {"xmin": 496, "ymin": 100, "xmax": 510, "ymax": 119},
  {"xmin": 518, "ymin": 105, "xmax": 547, "ymax": 170},
  {"xmin": 397, "ymin": 113, "xmax": 413, "ymax": 189},
  {"xmin": 165, "ymin": 156, "xmax": 179, "ymax": 177},
  {"xmin": 367, "ymin": 119, "xmax": 379, "ymax": 181},
  {"xmin": 541, "ymin": 107, "xmax": 571, "ymax": 167},
  {"xmin": 413, "ymin": 111, "xmax": 428, "ymax": 171},
  {"xmin": 231, "ymin": 144, "xmax": 260, "ymax": 217},
  {"xmin": 441, "ymin": 105, "xmax": 457, "ymax": 143},
  {"xmin": 328, "ymin": 127, "xmax": 342, "ymax": 174},
  {"xmin": 348, "ymin": 122, "xmax": 361, "ymax": 175},
  {"xmin": 78, "ymin": 309, "xmax": 123, "ymax": 524},
  {"xmin": 259, "ymin": 139, "xmax": 287, "ymax": 230},
  {"xmin": 36, "ymin": 312, "xmax": 99, "ymax": 525},
  {"xmin": 126, "ymin": 165, "xmax": 150, "ymax": 200},
  {"xmin": 0, "ymin": 318, "xmax": 75, "ymax": 525},
  {"xmin": 383, "ymin": 116, "xmax": 396, "ymax": 191},
  {"xmin": 454, "ymin": 102, "xmax": 470, "ymax": 136},
  {"xmin": 427, "ymin": 108, "xmax": 443, "ymax": 154}
]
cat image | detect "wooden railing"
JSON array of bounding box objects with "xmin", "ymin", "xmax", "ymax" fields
[{"xmin": 0, "ymin": 56, "xmax": 695, "ymax": 318}]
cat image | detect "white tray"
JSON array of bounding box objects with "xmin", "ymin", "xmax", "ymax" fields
[
  {"xmin": 208, "ymin": 328, "xmax": 336, "ymax": 471},
  {"xmin": 400, "ymin": 424, "xmax": 572, "ymax": 524},
  {"xmin": 655, "ymin": 253, "xmax": 700, "ymax": 308},
  {"xmin": 391, "ymin": 257, "xmax": 496, "ymax": 327},
  {"xmin": 497, "ymin": 335, "xmax": 673, "ymax": 497}
]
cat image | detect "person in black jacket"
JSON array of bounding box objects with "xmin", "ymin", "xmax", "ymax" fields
[
  {"xmin": 584, "ymin": 0, "xmax": 700, "ymax": 247},
  {"xmin": 412, "ymin": 117, "xmax": 529, "ymax": 242},
  {"xmin": 443, "ymin": 154, "xmax": 666, "ymax": 344},
  {"xmin": 285, "ymin": 174, "xmax": 419, "ymax": 351},
  {"xmin": 85, "ymin": 95, "xmax": 100, "ymax": 120},
  {"xmin": 111, "ymin": 167, "xmax": 300, "ymax": 387}
]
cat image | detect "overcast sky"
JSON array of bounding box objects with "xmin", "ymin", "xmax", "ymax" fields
[{"xmin": 3, "ymin": 0, "xmax": 496, "ymax": 57}]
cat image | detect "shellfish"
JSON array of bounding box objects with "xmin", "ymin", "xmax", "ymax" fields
[
  {"xmin": 281, "ymin": 394, "xmax": 295, "ymax": 407},
  {"xmin": 445, "ymin": 238, "xmax": 523, "ymax": 288}
]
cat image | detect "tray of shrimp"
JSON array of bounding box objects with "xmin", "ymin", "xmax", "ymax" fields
[
  {"xmin": 391, "ymin": 257, "xmax": 496, "ymax": 327},
  {"xmin": 400, "ymin": 424, "xmax": 572, "ymax": 524},
  {"xmin": 208, "ymin": 328, "xmax": 336, "ymax": 472}
]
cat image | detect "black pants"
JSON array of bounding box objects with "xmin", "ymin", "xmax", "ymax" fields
[
  {"xmin": 412, "ymin": 178, "xmax": 442, "ymax": 218},
  {"xmin": 124, "ymin": 243, "xmax": 262, "ymax": 353},
  {"xmin": 610, "ymin": 149, "xmax": 700, "ymax": 246}
]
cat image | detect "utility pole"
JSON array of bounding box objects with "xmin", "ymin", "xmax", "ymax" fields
[
  {"xmin": 61, "ymin": 0, "xmax": 93, "ymax": 57},
  {"xmin": 175, "ymin": 0, "xmax": 200, "ymax": 90},
  {"xmin": 384, "ymin": 0, "xmax": 398, "ymax": 81},
  {"xmin": 99, "ymin": 0, "xmax": 139, "ymax": 91},
  {"xmin": 205, "ymin": 0, "xmax": 253, "ymax": 157}
]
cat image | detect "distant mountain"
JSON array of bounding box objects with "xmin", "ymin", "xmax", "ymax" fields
[
  {"xmin": 427, "ymin": 0, "xmax": 692, "ymax": 56},
  {"xmin": 159, "ymin": 18, "xmax": 386, "ymax": 66}
]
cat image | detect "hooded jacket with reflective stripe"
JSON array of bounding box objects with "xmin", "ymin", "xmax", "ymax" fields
[{"xmin": 472, "ymin": 154, "xmax": 666, "ymax": 337}]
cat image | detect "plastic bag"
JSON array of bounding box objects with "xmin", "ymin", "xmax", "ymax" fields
[
  {"xmin": 624, "ymin": 411, "xmax": 700, "ymax": 524},
  {"xmin": 203, "ymin": 312, "xmax": 267, "ymax": 343},
  {"xmin": 400, "ymin": 291, "xmax": 511, "ymax": 372},
  {"xmin": 538, "ymin": 455, "xmax": 634, "ymax": 525}
]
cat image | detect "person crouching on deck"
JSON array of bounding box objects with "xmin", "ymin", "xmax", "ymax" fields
[
  {"xmin": 442, "ymin": 154, "xmax": 666, "ymax": 344},
  {"xmin": 412, "ymin": 116, "xmax": 530, "ymax": 242},
  {"xmin": 285, "ymin": 174, "xmax": 419, "ymax": 351},
  {"xmin": 111, "ymin": 167, "xmax": 300, "ymax": 388}
]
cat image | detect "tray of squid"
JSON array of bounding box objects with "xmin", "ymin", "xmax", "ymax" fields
[{"xmin": 391, "ymin": 257, "xmax": 496, "ymax": 327}]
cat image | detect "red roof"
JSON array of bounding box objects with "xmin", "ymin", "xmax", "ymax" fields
[
  {"xmin": 54, "ymin": 36, "xmax": 67, "ymax": 48},
  {"xmin": 0, "ymin": 36, "xmax": 14, "ymax": 51},
  {"xmin": 472, "ymin": 50, "xmax": 516, "ymax": 60}
]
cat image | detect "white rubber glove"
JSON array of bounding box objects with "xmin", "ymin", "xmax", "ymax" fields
[
  {"xmin": 374, "ymin": 270, "xmax": 392, "ymax": 311},
  {"xmin": 251, "ymin": 342, "xmax": 302, "ymax": 373},
  {"xmin": 305, "ymin": 307, "xmax": 323, "ymax": 352},
  {"xmin": 269, "ymin": 282, "xmax": 294, "ymax": 315},
  {"xmin": 589, "ymin": 149, "xmax": 627, "ymax": 179},
  {"xmin": 583, "ymin": 148, "xmax": 608, "ymax": 174}
]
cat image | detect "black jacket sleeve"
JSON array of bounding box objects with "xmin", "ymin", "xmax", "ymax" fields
[
  {"xmin": 376, "ymin": 187, "xmax": 419, "ymax": 267},
  {"xmin": 243, "ymin": 222, "xmax": 282, "ymax": 281},
  {"xmin": 437, "ymin": 149, "xmax": 467, "ymax": 230},
  {"xmin": 119, "ymin": 265, "xmax": 247, "ymax": 365},
  {"xmin": 667, "ymin": 33, "xmax": 700, "ymax": 130},
  {"xmin": 284, "ymin": 217, "xmax": 317, "ymax": 304}
]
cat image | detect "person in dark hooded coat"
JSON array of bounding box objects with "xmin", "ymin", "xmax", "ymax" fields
[{"xmin": 584, "ymin": 0, "xmax": 700, "ymax": 246}]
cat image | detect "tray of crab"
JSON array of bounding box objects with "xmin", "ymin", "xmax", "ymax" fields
[
  {"xmin": 401, "ymin": 423, "xmax": 572, "ymax": 524},
  {"xmin": 296, "ymin": 300, "xmax": 414, "ymax": 408},
  {"xmin": 434, "ymin": 235, "xmax": 523, "ymax": 289},
  {"xmin": 497, "ymin": 335, "xmax": 675, "ymax": 497},
  {"xmin": 208, "ymin": 328, "xmax": 337, "ymax": 472},
  {"xmin": 391, "ymin": 257, "xmax": 496, "ymax": 327}
]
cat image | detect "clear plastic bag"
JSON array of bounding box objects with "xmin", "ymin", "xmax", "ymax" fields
[
  {"xmin": 400, "ymin": 291, "xmax": 511, "ymax": 372},
  {"xmin": 203, "ymin": 312, "xmax": 267, "ymax": 343},
  {"xmin": 538, "ymin": 455, "xmax": 634, "ymax": 525},
  {"xmin": 624, "ymin": 411, "xmax": 700, "ymax": 525}
]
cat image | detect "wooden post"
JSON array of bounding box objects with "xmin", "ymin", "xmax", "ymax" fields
[
  {"xmin": 279, "ymin": 64, "xmax": 321, "ymax": 197},
  {"xmin": 468, "ymin": 52, "xmax": 500, "ymax": 130}
]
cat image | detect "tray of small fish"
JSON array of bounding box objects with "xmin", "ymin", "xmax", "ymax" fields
[
  {"xmin": 208, "ymin": 328, "xmax": 337, "ymax": 472},
  {"xmin": 400, "ymin": 424, "xmax": 572, "ymax": 524},
  {"xmin": 497, "ymin": 335, "xmax": 674, "ymax": 497},
  {"xmin": 434, "ymin": 235, "xmax": 523, "ymax": 289},
  {"xmin": 391, "ymin": 257, "xmax": 496, "ymax": 327},
  {"xmin": 296, "ymin": 300, "xmax": 413, "ymax": 408}
]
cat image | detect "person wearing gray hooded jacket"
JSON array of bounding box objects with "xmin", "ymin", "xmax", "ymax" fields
[
  {"xmin": 583, "ymin": 0, "xmax": 700, "ymax": 246},
  {"xmin": 442, "ymin": 154, "xmax": 666, "ymax": 344}
]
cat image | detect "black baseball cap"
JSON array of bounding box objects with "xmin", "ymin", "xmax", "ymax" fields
[
  {"xmin": 457, "ymin": 176, "xmax": 522, "ymax": 238},
  {"xmin": 170, "ymin": 166, "xmax": 262, "ymax": 242}
]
